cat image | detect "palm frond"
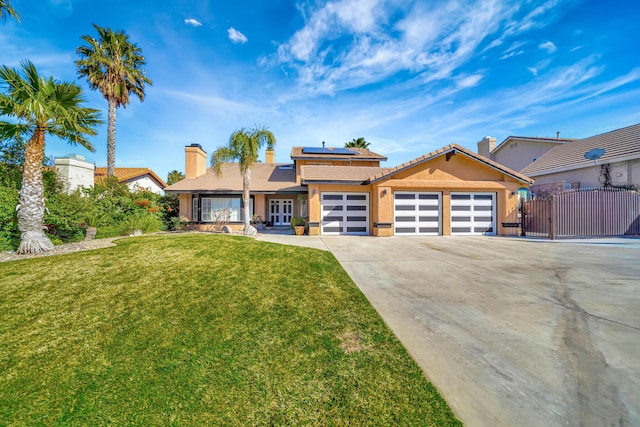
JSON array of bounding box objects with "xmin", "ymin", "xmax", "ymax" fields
[{"xmin": 210, "ymin": 146, "xmax": 238, "ymax": 177}]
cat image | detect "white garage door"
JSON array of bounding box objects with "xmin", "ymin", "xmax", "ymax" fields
[
  {"xmin": 320, "ymin": 192, "xmax": 369, "ymax": 235},
  {"xmin": 450, "ymin": 193, "xmax": 495, "ymax": 235},
  {"xmin": 394, "ymin": 192, "xmax": 441, "ymax": 235}
]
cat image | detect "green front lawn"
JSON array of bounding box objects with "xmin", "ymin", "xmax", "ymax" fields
[{"xmin": 0, "ymin": 234, "xmax": 460, "ymax": 426}]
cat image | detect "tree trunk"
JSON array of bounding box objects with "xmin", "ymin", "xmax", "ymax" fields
[
  {"xmin": 242, "ymin": 169, "xmax": 251, "ymax": 234},
  {"xmin": 16, "ymin": 127, "xmax": 54, "ymax": 254},
  {"xmin": 107, "ymin": 97, "xmax": 117, "ymax": 177}
]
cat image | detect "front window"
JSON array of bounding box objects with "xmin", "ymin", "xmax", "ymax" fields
[
  {"xmin": 198, "ymin": 196, "xmax": 254, "ymax": 222},
  {"xmin": 192, "ymin": 197, "xmax": 198, "ymax": 221}
]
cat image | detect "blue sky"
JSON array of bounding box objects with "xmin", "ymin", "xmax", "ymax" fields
[{"xmin": 2, "ymin": 0, "xmax": 639, "ymax": 181}]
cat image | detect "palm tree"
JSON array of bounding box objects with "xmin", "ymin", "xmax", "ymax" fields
[
  {"xmin": 167, "ymin": 170, "xmax": 185, "ymax": 186},
  {"xmin": 0, "ymin": 0, "xmax": 19, "ymax": 22},
  {"xmin": 0, "ymin": 61, "xmax": 101, "ymax": 254},
  {"xmin": 211, "ymin": 126, "xmax": 276, "ymax": 234},
  {"xmin": 345, "ymin": 137, "xmax": 370, "ymax": 149},
  {"xmin": 76, "ymin": 24, "xmax": 152, "ymax": 177}
]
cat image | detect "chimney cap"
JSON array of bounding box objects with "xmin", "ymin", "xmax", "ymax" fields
[{"xmin": 187, "ymin": 143, "xmax": 203, "ymax": 149}]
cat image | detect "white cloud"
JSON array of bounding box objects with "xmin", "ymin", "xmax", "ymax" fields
[
  {"xmin": 227, "ymin": 27, "xmax": 248, "ymax": 44},
  {"xmin": 499, "ymin": 41, "xmax": 527, "ymax": 59},
  {"xmin": 271, "ymin": 0, "xmax": 511, "ymax": 96},
  {"xmin": 528, "ymin": 58, "xmax": 552, "ymax": 76},
  {"xmin": 184, "ymin": 18, "xmax": 202, "ymax": 27},
  {"xmin": 456, "ymin": 74, "xmax": 484, "ymax": 88},
  {"xmin": 539, "ymin": 40, "xmax": 557, "ymax": 53}
]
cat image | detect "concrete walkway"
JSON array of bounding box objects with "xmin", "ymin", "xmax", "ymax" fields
[{"xmin": 256, "ymin": 233, "xmax": 640, "ymax": 427}]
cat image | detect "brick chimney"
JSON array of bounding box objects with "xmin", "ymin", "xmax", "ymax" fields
[
  {"xmin": 477, "ymin": 136, "xmax": 497, "ymax": 158},
  {"xmin": 265, "ymin": 147, "xmax": 275, "ymax": 164},
  {"xmin": 185, "ymin": 144, "xmax": 207, "ymax": 179}
]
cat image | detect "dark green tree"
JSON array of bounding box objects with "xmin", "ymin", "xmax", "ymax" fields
[
  {"xmin": 345, "ymin": 137, "xmax": 370, "ymax": 149},
  {"xmin": 167, "ymin": 170, "xmax": 185, "ymax": 185}
]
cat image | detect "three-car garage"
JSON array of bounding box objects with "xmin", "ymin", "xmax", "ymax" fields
[{"xmin": 320, "ymin": 191, "xmax": 496, "ymax": 236}]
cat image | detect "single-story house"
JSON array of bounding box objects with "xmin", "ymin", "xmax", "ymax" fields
[
  {"xmin": 520, "ymin": 123, "xmax": 640, "ymax": 193},
  {"xmin": 477, "ymin": 134, "xmax": 576, "ymax": 173},
  {"xmin": 54, "ymin": 154, "xmax": 167, "ymax": 194},
  {"xmin": 165, "ymin": 143, "xmax": 533, "ymax": 236}
]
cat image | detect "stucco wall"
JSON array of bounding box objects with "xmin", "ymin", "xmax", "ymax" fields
[
  {"xmin": 127, "ymin": 176, "xmax": 164, "ymax": 194},
  {"xmin": 492, "ymin": 139, "xmax": 563, "ymax": 172},
  {"xmin": 54, "ymin": 157, "xmax": 95, "ymax": 192},
  {"xmin": 530, "ymin": 160, "xmax": 638, "ymax": 189},
  {"xmin": 179, "ymin": 194, "xmax": 192, "ymax": 221}
]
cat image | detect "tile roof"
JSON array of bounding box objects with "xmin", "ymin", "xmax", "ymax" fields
[
  {"xmin": 94, "ymin": 167, "xmax": 167, "ymax": 188},
  {"xmin": 290, "ymin": 146, "xmax": 387, "ymax": 161},
  {"xmin": 520, "ymin": 123, "xmax": 640, "ymax": 176},
  {"xmin": 164, "ymin": 162, "xmax": 305, "ymax": 193},
  {"xmin": 369, "ymin": 144, "xmax": 533, "ymax": 184},
  {"xmin": 301, "ymin": 165, "xmax": 390, "ymax": 183}
]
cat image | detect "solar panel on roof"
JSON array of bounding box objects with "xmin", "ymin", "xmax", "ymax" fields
[{"xmin": 302, "ymin": 147, "xmax": 357, "ymax": 155}]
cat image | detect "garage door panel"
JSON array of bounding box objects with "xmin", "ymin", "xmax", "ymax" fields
[
  {"xmin": 450, "ymin": 192, "xmax": 495, "ymax": 235},
  {"xmin": 394, "ymin": 192, "xmax": 441, "ymax": 235},
  {"xmin": 321, "ymin": 192, "xmax": 369, "ymax": 235}
]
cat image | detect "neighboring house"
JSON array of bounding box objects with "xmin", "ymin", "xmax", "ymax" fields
[
  {"xmin": 477, "ymin": 134, "xmax": 576, "ymax": 173},
  {"xmin": 53, "ymin": 155, "xmax": 167, "ymax": 194},
  {"xmin": 165, "ymin": 143, "xmax": 532, "ymax": 236},
  {"xmin": 94, "ymin": 167, "xmax": 167, "ymax": 194},
  {"xmin": 520, "ymin": 123, "xmax": 640, "ymax": 193}
]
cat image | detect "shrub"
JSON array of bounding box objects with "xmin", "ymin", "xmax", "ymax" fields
[
  {"xmin": 0, "ymin": 185, "xmax": 19, "ymax": 251},
  {"xmin": 118, "ymin": 214, "xmax": 164, "ymax": 235}
]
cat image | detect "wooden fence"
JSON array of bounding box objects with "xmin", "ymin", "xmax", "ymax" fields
[{"xmin": 521, "ymin": 188, "xmax": 640, "ymax": 239}]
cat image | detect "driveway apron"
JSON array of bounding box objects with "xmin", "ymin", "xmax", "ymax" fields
[{"xmin": 321, "ymin": 236, "xmax": 640, "ymax": 427}]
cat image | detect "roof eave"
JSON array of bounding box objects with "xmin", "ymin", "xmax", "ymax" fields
[
  {"xmin": 369, "ymin": 146, "xmax": 533, "ymax": 184},
  {"xmin": 301, "ymin": 179, "xmax": 367, "ymax": 185}
]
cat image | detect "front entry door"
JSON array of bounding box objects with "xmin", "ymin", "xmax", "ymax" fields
[{"xmin": 269, "ymin": 199, "xmax": 293, "ymax": 225}]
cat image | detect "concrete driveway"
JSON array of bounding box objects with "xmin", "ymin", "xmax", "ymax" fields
[{"xmin": 319, "ymin": 236, "xmax": 640, "ymax": 427}]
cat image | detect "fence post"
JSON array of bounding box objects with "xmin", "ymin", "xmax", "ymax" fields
[
  {"xmin": 550, "ymin": 195, "xmax": 557, "ymax": 239},
  {"xmin": 521, "ymin": 202, "xmax": 527, "ymax": 236}
]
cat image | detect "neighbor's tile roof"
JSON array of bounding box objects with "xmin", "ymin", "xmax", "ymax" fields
[
  {"xmin": 520, "ymin": 123, "xmax": 640, "ymax": 176},
  {"xmin": 369, "ymin": 144, "xmax": 533, "ymax": 184},
  {"xmin": 301, "ymin": 165, "xmax": 390, "ymax": 183},
  {"xmin": 290, "ymin": 146, "xmax": 387, "ymax": 161},
  {"xmin": 164, "ymin": 163, "xmax": 305, "ymax": 193},
  {"xmin": 94, "ymin": 167, "xmax": 167, "ymax": 188}
]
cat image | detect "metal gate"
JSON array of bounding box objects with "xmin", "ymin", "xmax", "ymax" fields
[{"xmin": 522, "ymin": 188, "xmax": 640, "ymax": 239}]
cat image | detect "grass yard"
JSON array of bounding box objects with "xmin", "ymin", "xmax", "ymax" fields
[{"xmin": 0, "ymin": 234, "xmax": 460, "ymax": 426}]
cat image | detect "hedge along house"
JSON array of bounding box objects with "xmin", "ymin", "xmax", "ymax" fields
[{"xmin": 165, "ymin": 143, "xmax": 533, "ymax": 236}]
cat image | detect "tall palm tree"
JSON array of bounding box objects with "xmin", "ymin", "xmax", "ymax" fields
[
  {"xmin": 345, "ymin": 137, "xmax": 370, "ymax": 149},
  {"xmin": 76, "ymin": 24, "xmax": 152, "ymax": 177},
  {"xmin": 211, "ymin": 126, "xmax": 276, "ymax": 234},
  {"xmin": 0, "ymin": 61, "xmax": 101, "ymax": 254},
  {"xmin": 0, "ymin": 0, "xmax": 19, "ymax": 22}
]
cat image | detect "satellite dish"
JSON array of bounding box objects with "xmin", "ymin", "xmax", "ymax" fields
[{"xmin": 584, "ymin": 148, "xmax": 605, "ymax": 165}]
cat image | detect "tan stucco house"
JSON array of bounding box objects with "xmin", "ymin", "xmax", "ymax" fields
[{"xmin": 165, "ymin": 143, "xmax": 532, "ymax": 236}]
